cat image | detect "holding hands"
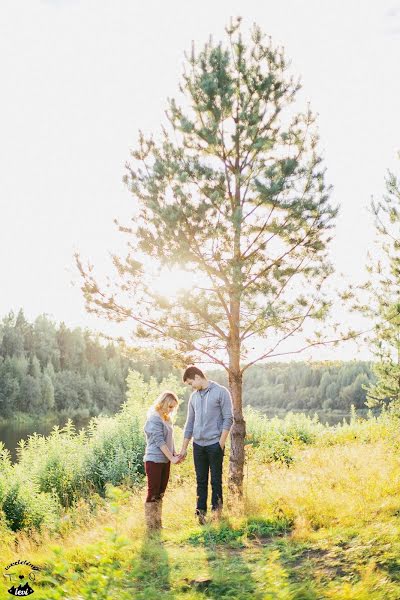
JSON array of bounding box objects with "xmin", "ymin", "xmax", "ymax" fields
[{"xmin": 171, "ymin": 449, "xmax": 187, "ymax": 464}]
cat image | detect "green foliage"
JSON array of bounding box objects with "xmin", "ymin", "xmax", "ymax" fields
[
  {"xmin": 2, "ymin": 411, "xmax": 400, "ymax": 597},
  {"xmin": 187, "ymin": 516, "xmax": 293, "ymax": 547},
  {"xmin": 0, "ymin": 371, "xmax": 397, "ymax": 537},
  {"xmin": 0, "ymin": 311, "xmax": 187, "ymax": 423},
  {"xmin": 82, "ymin": 412, "xmax": 145, "ymax": 495},
  {"xmin": 78, "ymin": 15, "xmax": 341, "ymax": 416},
  {"xmin": 244, "ymin": 406, "xmax": 324, "ymax": 465},
  {"xmin": 2, "ymin": 480, "xmax": 60, "ymax": 532},
  {"xmin": 348, "ymin": 155, "xmax": 400, "ymax": 413},
  {"xmin": 240, "ymin": 360, "xmax": 376, "ymax": 414},
  {"xmin": 316, "ymin": 404, "xmax": 398, "ymax": 447},
  {"xmin": 245, "ymin": 516, "xmax": 293, "ymax": 539},
  {"xmin": 188, "ymin": 521, "xmax": 246, "ymax": 547},
  {"xmin": 243, "ymin": 404, "xmax": 400, "ymax": 466},
  {"xmin": 0, "ymin": 370, "xmax": 185, "ymax": 531}
]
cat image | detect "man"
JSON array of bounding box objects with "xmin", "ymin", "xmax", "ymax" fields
[{"xmin": 178, "ymin": 365, "xmax": 234, "ymax": 525}]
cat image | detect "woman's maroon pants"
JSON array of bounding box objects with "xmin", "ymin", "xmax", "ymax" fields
[{"xmin": 145, "ymin": 461, "xmax": 171, "ymax": 502}]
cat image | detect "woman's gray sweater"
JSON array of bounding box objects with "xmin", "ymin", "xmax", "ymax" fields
[{"xmin": 143, "ymin": 410, "xmax": 175, "ymax": 463}]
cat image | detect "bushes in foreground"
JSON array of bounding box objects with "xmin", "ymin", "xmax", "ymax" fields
[{"xmin": 244, "ymin": 404, "xmax": 398, "ymax": 466}]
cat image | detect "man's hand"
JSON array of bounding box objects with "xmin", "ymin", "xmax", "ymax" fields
[
  {"xmin": 177, "ymin": 449, "xmax": 187, "ymax": 462},
  {"xmin": 172, "ymin": 451, "xmax": 183, "ymax": 464},
  {"xmin": 219, "ymin": 430, "xmax": 229, "ymax": 450}
]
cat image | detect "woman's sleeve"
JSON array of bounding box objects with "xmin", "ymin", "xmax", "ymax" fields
[{"xmin": 144, "ymin": 418, "xmax": 166, "ymax": 449}]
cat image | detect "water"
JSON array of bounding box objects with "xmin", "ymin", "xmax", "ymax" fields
[
  {"xmin": 258, "ymin": 408, "xmax": 378, "ymax": 426},
  {"xmin": 0, "ymin": 416, "xmax": 92, "ymax": 462},
  {"xmin": 0, "ymin": 409, "xmax": 377, "ymax": 463}
]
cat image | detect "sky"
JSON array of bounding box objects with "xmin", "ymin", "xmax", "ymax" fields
[{"xmin": 1, "ymin": 0, "xmax": 400, "ymax": 365}]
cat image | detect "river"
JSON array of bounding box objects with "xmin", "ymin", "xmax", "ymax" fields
[
  {"xmin": 0, "ymin": 416, "xmax": 92, "ymax": 462},
  {"xmin": 0, "ymin": 408, "xmax": 374, "ymax": 463}
]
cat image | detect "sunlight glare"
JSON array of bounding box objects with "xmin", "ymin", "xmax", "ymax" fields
[{"xmin": 152, "ymin": 265, "xmax": 197, "ymax": 299}]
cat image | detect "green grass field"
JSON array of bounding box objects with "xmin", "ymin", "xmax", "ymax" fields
[{"xmin": 1, "ymin": 412, "xmax": 400, "ymax": 599}]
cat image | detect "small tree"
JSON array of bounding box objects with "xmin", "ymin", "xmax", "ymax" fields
[
  {"xmin": 349, "ymin": 154, "xmax": 400, "ymax": 413},
  {"xmin": 76, "ymin": 18, "xmax": 349, "ymax": 494}
]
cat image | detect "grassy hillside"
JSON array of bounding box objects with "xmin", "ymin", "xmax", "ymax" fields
[{"xmin": 1, "ymin": 411, "xmax": 400, "ymax": 599}]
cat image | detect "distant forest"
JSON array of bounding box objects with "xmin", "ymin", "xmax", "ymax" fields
[
  {"xmin": 238, "ymin": 360, "xmax": 376, "ymax": 413},
  {"xmin": 0, "ymin": 310, "xmax": 377, "ymax": 421}
]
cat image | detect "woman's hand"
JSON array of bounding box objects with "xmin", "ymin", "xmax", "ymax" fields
[
  {"xmin": 178, "ymin": 449, "xmax": 187, "ymax": 461},
  {"xmin": 171, "ymin": 455, "xmax": 180, "ymax": 464}
]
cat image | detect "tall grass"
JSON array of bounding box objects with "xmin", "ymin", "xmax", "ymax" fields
[
  {"xmin": 0, "ymin": 375, "xmax": 398, "ymax": 540},
  {"xmin": 244, "ymin": 403, "xmax": 399, "ymax": 465}
]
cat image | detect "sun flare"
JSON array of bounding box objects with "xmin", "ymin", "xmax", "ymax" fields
[{"xmin": 151, "ymin": 265, "xmax": 198, "ymax": 299}]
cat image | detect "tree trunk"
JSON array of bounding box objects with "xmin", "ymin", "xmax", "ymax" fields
[
  {"xmin": 227, "ymin": 322, "xmax": 246, "ymax": 496},
  {"xmin": 228, "ymin": 369, "xmax": 246, "ymax": 494},
  {"xmin": 228, "ymin": 161, "xmax": 245, "ymax": 494}
]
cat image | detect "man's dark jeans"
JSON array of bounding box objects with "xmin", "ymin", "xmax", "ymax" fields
[{"xmin": 193, "ymin": 441, "xmax": 225, "ymax": 513}]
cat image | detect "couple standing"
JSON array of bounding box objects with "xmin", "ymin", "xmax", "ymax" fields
[{"xmin": 143, "ymin": 365, "xmax": 234, "ymax": 531}]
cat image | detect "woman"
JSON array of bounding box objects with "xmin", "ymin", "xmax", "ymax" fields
[{"xmin": 143, "ymin": 390, "xmax": 180, "ymax": 531}]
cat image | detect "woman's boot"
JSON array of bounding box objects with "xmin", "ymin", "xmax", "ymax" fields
[
  {"xmin": 144, "ymin": 501, "xmax": 159, "ymax": 533},
  {"xmin": 154, "ymin": 498, "xmax": 163, "ymax": 529}
]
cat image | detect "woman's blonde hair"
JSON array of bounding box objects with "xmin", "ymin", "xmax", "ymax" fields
[{"xmin": 150, "ymin": 390, "xmax": 179, "ymax": 422}]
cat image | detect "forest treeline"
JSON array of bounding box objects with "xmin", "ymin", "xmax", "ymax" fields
[
  {"xmin": 0, "ymin": 310, "xmax": 377, "ymax": 421},
  {"xmin": 0, "ymin": 310, "xmax": 134, "ymax": 419},
  {"xmin": 238, "ymin": 360, "xmax": 376, "ymax": 413},
  {"xmin": 0, "ymin": 310, "xmax": 181, "ymax": 421}
]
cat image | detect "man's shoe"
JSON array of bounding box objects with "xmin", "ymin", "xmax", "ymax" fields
[{"xmin": 196, "ymin": 509, "xmax": 207, "ymax": 525}]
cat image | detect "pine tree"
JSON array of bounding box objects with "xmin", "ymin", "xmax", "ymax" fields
[
  {"xmin": 76, "ymin": 18, "xmax": 345, "ymax": 493},
  {"xmin": 349, "ymin": 153, "xmax": 400, "ymax": 412},
  {"xmin": 41, "ymin": 373, "xmax": 55, "ymax": 412}
]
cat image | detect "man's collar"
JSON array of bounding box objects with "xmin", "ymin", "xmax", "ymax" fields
[{"xmin": 199, "ymin": 380, "xmax": 212, "ymax": 392}]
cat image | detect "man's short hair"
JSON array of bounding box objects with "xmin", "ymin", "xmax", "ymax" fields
[{"xmin": 182, "ymin": 365, "xmax": 205, "ymax": 382}]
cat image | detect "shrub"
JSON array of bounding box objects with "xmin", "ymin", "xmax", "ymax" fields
[
  {"xmin": 82, "ymin": 413, "xmax": 145, "ymax": 495},
  {"xmin": 2, "ymin": 481, "xmax": 60, "ymax": 531},
  {"xmin": 244, "ymin": 407, "xmax": 324, "ymax": 465}
]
